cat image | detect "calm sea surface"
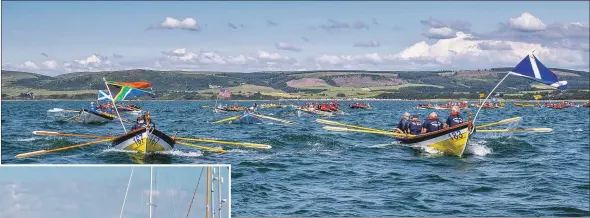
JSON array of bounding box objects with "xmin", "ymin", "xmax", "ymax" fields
[{"xmin": 1, "ymin": 100, "xmax": 589, "ymax": 216}]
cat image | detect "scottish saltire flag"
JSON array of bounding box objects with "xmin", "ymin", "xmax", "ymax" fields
[
  {"xmin": 97, "ymin": 90, "xmax": 112, "ymax": 101},
  {"xmin": 106, "ymin": 81, "xmax": 156, "ymax": 101},
  {"xmin": 219, "ymin": 88, "xmax": 232, "ymax": 98},
  {"xmin": 510, "ymin": 54, "xmax": 568, "ymax": 90}
]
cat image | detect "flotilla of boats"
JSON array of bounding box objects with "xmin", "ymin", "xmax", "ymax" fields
[{"xmin": 16, "ymin": 52, "xmax": 588, "ymax": 160}]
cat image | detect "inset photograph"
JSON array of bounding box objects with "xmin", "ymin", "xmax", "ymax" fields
[{"xmin": 0, "ymin": 165, "xmax": 230, "ymax": 218}]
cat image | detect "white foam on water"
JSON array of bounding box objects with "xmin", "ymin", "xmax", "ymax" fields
[
  {"xmin": 574, "ymin": 128, "xmax": 583, "ymax": 132},
  {"xmin": 16, "ymin": 137, "xmax": 37, "ymax": 142},
  {"xmin": 465, "ymin": 140, "xmax": 492, "ymax": 156},
  {"xmin": 225, "ymin": 149, "xmax": 251, "ymax": 153},
  {"xmin": 101, "ymin": 147, "xmax": 138, "ymax": 154},
  {"xmin": 156, "ymin": 149, "xmax": 202, "ymax": 157},
  {"xmin": 367, "ymin": 143, "xmax": 392, "ymax": 148},
  {"xmin": 47, "ymin": 108, "xmax": 64, "ymax": 112}
]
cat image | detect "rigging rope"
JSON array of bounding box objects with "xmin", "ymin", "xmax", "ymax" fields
[
  {"xmin": 119, "ymin": 167, "xmax": 135, "ymax": 218},
  {"xmin": 168, "ymin": 171, "xmax": 178, "ymax": 218},
  {"xmin": 185, "ymin": 168, "xmax": 205, "ymax": 218}
]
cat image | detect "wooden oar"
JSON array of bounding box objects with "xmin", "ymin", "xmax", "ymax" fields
[
  {"xmin": 15, "ymin": 138, "xmax": 115, "ymax": 158},
  {"xmin": 251, "ymin": 114, "xmax": 295, "ymax": 124},
  {"xmin": 316, "ymin": 119, "xmax": 393, "ymax": 134},
  {"xmin": 176, "ymin": 141, "xmax": 225, "ymax": 153},
  {"xmin": 33, "ymin": 131, "xmax": 113, "ymax": 139},
  {"xmin": 477, "ymin": 128, "xmax": 552, "ymax": 133},
  {"xmin": 175, "ymin": 137, "xmax": 272, "ymax": 149},
  {"xmin": 323, "ymin": 126, "xmax": 411, "ymax": 137},
  {"xmin": 211, "ymin": 115, "xmax": 242, "ymax": 124},
  {"xmin": 477, "ymin": 117, "xmax": 522, "ymax": 129}
]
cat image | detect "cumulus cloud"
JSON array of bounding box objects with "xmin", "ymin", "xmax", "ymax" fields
[
  {"xmin": 267, "ymin": 20, "xmax": 279, "ymax": 27},
  {"xmin": 508, "ymin": 12, "xmax": 547, "ymax": 32},
  {"xmin": 423, "ymin": 27, "xmax": 456, "ymax": 39},
  {"xmin": 420, "ymin": 18, "xmax": 471, "ymax": 39},
  {"xmin": 149, "ymin": 17, "xmax": 201, "ymax": 31},
  {"xmin": 22, "ymin": 61, "xmax": 39, "ymax": 69},
  {"xmin": 275, "ymin": 42, "xmax": 302, "ymax": 52},
  {"xmin": 42, "ymin": 60, "xmax": 59, "ymax": 69},
  {"xmin": 472, "ymin": 13, "xmax": 589, "ymax": 52},
  {"xmin": 353, "ymin": 40, "xmax": 381, "ymax": 47}
]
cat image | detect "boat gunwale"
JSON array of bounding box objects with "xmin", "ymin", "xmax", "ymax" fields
[
  {"xmin": 394, "ymin": 122, "xmax": 471, "ymax": 144},
  {"xmin": 81, "ymin": 109, "xmax": 116, "ymax": 120},
  {"xmin": 111, "ymin": 127, "xmax": 176, "ymax": 149}
]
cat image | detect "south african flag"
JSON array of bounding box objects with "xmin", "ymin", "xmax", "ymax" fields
[{"xmin": 106, "ymin": 81, "xmax": 156, "ymax": 101}]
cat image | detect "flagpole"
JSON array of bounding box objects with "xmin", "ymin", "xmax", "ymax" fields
[
  {"xmin": 103, "ymin": 77, "xmax": 127, "ymax": 132},
  {"xmin": 472, "ymin": 72, "xmax": 512, "ymax": 129}
]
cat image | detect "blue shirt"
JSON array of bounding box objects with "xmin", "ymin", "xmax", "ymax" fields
[
  {"xmin": 408, "ymin": 121, "xmax": 423, "ymax": 135},
  {"xmin": 396, "ymin": 118, "xmax": 410, "ymax": 132},
  {"xmin": 88, "ymin": 105, "xmax": 97, "ymax": 111},
  {"xmin": 446, "ymin": 114, "xmax": 463, "ymax": 127},
  {"xmin": 423, "ymin": 118, "xmax": 443, "ymax": 133}
]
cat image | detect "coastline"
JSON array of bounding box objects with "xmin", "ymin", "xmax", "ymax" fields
[{"xmin": 2, "ymin": 99, "xmax": 588, "ymax": 102}]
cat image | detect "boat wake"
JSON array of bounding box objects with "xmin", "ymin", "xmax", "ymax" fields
[
  {"xmin": 155, "ymin": 149, "xmax": 203, "ymax": 157},
  {"xmin": 465, "ymin": 140, "xmax": 492, "ymax": 156},
  {"xmin": 15, "ymin": 137, "xmax": 38, "ymax": 142}
]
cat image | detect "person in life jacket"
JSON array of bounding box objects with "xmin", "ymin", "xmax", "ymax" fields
[
  {"xmin": 88, "ymin": 102, "xmax": 97, "ymax": 112},
  {"xmin": 131, "ymin": 117, "xmax": 143, "ymax": 131},
  {"xmin": 445, "ymin": 106, "xmax": 464, "ymax": 127},
  {"xmin": 249, "ymin": 103, "xmax": 257, "ymax": 113},
  {"xmin": 407, "ymin": 115, "xmax": 423, "ymax": 135},
  {"xmin": 422, "ymin": 112, "xmax": 443, "ymax": 133},
  {"xmin": 394, "ymin": 112, "xmax": 411, "ymax": 133}
]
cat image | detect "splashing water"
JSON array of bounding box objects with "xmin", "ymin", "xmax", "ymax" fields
[{"xmin": 465, "ymin": 140, "xmax": 492, "ymax": 156}]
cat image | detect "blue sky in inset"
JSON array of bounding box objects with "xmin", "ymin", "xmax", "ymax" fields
[
  {"xmin": 1, "ymin": 1, "xmax": 588, "ymax": 75},
  {"xmin": 0, "ymin": 166, "xmax": 230, "ymax": 218}
]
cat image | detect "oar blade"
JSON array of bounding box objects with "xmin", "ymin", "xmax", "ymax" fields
[
  {"xmin": 175, "ymin": 137, "xmax": 272, "ymax": 149},
  {"xmin": 176, "ymin": 141, "xmax": 225, "ymax": 153},
  {"xmin": 15, "ymin": 150, "xmax": 47, "ymax": 159}
]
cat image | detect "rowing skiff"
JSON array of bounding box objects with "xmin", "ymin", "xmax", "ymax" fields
[
  {"xmin": 296, "ymin": 107, "xmax": 334, "ymax": 116},
  {"xmin": 112, "ymin": 126, "xmax": 176, "ymax": 153},
  {"xmin": 230, "ymin": 113, "xmax": 263, "ymax": 124},
  {"xmin": 79, "ymin": 109, "xmax": 116, "ymax": 123},
  {"xmin": 393, "ymin": 114, "xmax": 473, "ymax": 157}
]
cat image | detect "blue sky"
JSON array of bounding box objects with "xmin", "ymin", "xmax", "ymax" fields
[
  {"xmin": 1, "ymin": 1, "xmax": 589, "ymax": 75},
  {"xmin": 0, "ymin": 165, "xmax": 230, "ymax": 218}
]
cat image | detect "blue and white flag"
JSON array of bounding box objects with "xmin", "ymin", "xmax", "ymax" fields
[
  {"xmin": 98, "ymin": 90, "xmax": 112, "ymax": 101},
  {"xmin": 510, "ymin": 53, "xmax": 568, "ymax": 90}
]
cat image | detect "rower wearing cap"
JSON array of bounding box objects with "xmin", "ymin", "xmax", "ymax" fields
[
  {"xmin": 423, "ymin": 112, "xmax": 443, "ymax": 133},
  {"xmin": 407, "ymin": 115, "xmax": 423, "ymax": 135},
  {"xmin": 88, "ymin": 102, "xmax": 97, "ymax": 112},
  {"xmin": 446, "ymin": 106, "xmax": 464, "ymax": 127},
  {"xmin": 394, "ymin": 112, "xmax": 411, "ymax": 133}
]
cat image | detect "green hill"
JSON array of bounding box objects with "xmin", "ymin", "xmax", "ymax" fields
[{"xmin": 1, "ymin": 68, "xmax": 589, "ymax": 100}]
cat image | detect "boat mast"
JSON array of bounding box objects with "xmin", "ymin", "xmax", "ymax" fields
[
  {"xmin": 212, "ymin": 168, "xmax": 216, "ymax": 218},
  {"xmin": 217, "ymin": 166, "xmax": 222, "ymax": 218},
  {"xmin": 149, "ymin": 166, "xmax": 154, "ymax": 218},
  {"xmin": 103, "ymin": 77, "xmax": 127, "ymax": 133},
  {"xmin": 206, "ymin": 166, "xmax": 211, "ymax": 218}
]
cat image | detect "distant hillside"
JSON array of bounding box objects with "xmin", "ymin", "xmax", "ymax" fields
[{"xmin": 2, "ymin": 68, "xmax": 589, "ymax": 100}]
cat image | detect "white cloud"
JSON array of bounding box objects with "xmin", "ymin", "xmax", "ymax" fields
[
  {"xmin": 508, "ymin": 12, "xmax": 547, "ymax": 32},
  {"xmin": 275, "ymin": 42, "xmax": 302, "ymax": 52},
  {"xmin": 353, "ymin": 40, "xmax": 381, "ymax": 47},
  {"xmin": 424, "ymin": 27, "xmax": 457, "ymax": 39},
  {"xmin": 151, "ymin": 17, "xmax": 201, "ymax": 31},
  {"xmin": 42, "ymin": 60, "xmax": 59, "ymax": 69},
  {"xmin": 22, "ymin": 61, "xmax": 39, "ymax": 69}
]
